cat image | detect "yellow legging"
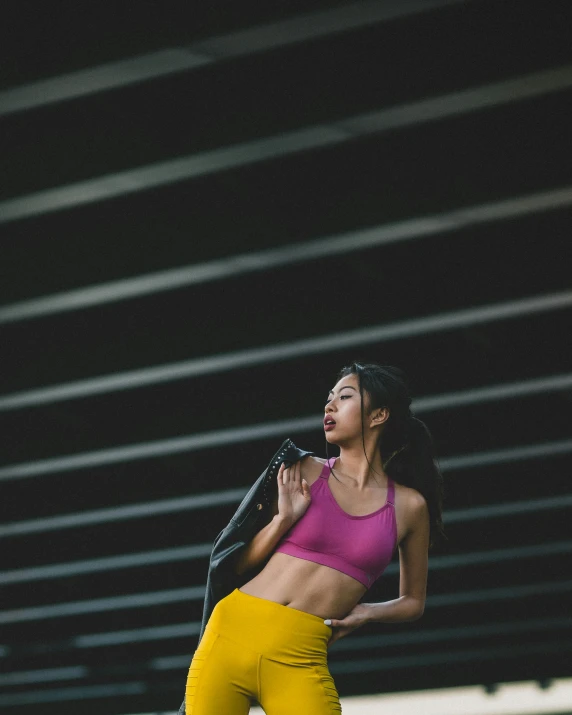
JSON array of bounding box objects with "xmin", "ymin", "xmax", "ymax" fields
[{"xmin": 185, "ymin": 587, "xmax": 342, "ymax": 714}]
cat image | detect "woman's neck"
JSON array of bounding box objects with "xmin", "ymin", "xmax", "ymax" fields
[{"xmin": 335, "ymin": 446, "xmax": 386, "ymax": 491}]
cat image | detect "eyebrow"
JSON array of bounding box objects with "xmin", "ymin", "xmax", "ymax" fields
[{"xmin": 327, "ymin": 385, "xmax": 357, "ymax": 395}]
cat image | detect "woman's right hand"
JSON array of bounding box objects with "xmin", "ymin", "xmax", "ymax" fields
[{"xmin": 276, "ymin": 461, "xmax": 311, "ymax": 525}]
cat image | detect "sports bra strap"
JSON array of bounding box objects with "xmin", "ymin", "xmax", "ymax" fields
[
  {"xmin": 320, "ymin": 457, "xmax": 336, "ymax": 480},
  {"xmin": 319, "ymin": 457, "xmax": 336, "ymax": 478},
  {"xmin": 386, "ymin": 477, "xmax": 395, "ymax": 507}
]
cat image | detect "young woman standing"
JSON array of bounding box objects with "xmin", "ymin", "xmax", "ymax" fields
[{"xmin": 185, "ymin": 362, "xmax": 443, "ymax": 714}]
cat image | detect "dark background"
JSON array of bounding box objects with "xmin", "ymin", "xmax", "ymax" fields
[{"xmin": 1, "ymin": 1, "xmax": 571, "ymax": 713}]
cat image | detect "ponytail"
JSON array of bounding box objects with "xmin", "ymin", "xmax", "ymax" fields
[{"xmin": 383, "ymin": 416, "xmax": 444, "ymax": 546}]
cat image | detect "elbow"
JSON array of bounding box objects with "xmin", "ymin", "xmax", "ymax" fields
[
  {"xmin": 235, "ymin": 557, "xmax": 250, "ymax": 577},
  {"xmin": 233, "ymin": 548, "xmax": 248, "ymax": 576},
  {"xmin": 407, "ymin": 598, "xmax": 425, "ymax": 621}
]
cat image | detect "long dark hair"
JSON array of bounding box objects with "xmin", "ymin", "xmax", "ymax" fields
[{"xmin": 325, "ymin": 361, "xmax": 445, "ymax": 546}]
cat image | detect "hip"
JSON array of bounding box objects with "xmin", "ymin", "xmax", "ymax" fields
[{"xmin": 202, "ymin": 587, "xmax": 332, "ymax": 665}]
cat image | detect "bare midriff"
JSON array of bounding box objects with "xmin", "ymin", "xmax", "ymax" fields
[{"xmin": 239, "ymin": 551, "xmax": 368, "ymax": 620}]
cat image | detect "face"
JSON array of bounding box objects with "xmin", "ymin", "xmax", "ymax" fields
[{"xmin": 323, "ymin": 373, "xmax": 369, "ymax": 443}]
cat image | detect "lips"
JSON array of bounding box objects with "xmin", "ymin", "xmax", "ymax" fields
[{"xmin": 324, "ymin": 417, "xmax": 336, "ymax": 431}]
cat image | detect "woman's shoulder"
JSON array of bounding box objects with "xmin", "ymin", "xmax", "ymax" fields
[
  {"xmin": 300, "ymin": 454, "xmax": 328, "ymax": 486},
  {"xmin": 393, "ymin": 482, "xmax": 429, "ymax": 533},
  {"xmin": 394, "ymin": 481, "xmax": 428, "ymax": 508}
]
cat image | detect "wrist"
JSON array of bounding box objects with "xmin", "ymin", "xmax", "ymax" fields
[
  {"xmin": 273, "ymin": 514, "xmax": 295, "ymax": 531},
  {"xmin": 362, "ymin": 603, "xmax": 377, "ymax": 624},
  {"xmin": 362, "ymin": 601, "xmax": 392, "ymax": 624}
]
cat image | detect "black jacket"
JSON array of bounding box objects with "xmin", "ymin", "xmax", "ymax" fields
[{"xmin": 178, "ymin": 437, "xmax": 314, "ymax": 714}]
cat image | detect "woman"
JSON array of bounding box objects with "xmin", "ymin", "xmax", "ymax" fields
[{"xmin": 185, "ymin": 362, "xmax": 444, "ymax": 714}]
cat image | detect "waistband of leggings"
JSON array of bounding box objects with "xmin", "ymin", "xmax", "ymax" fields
[
  {"xmin": 227, "ymin": 588, "xmax": 331, "ymax": 632},
  {"xmin": 207, "ymin": 587, "xmax": 331, "ymax": 663}
]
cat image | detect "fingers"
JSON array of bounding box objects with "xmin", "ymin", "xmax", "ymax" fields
[
  {"xmin": 278, "ymin": 463, "xmax": 289, "ymax": 486},
  {"xmin": 291, "ymin": 460, "xmax": 301, "ymax": 485},
  {"xmin": 277, "ymin": 461, "xmax": 301, "ymax": 485}
]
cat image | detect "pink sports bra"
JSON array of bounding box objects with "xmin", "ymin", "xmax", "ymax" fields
[{"xmin": 274, "ymin": 457, "xmax": 397, "ymax": 588}]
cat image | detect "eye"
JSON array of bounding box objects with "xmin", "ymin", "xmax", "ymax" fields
[{"xmin": 340, "ymin": 394, "xmax": 351, "ymax": 399}]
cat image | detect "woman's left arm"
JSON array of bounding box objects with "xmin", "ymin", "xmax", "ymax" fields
[
  {"xmin": 325, "ymin": 492, "xmax": 429, "ymax": 644},
  {"xmin": 367, "ymin": 491, "xmax": 430, "ymax": 622}
]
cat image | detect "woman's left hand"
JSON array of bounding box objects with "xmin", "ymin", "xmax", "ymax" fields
[{"xmin": 324, "ymin": 603, "xmax": 372, "ymax": 647}]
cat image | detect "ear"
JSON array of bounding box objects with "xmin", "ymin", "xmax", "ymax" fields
[{"xmin": 369, "ymin": 406, "xmax": 390, "ymax": 428}]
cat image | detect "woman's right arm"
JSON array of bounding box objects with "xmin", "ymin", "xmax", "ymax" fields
[
  {"xmin": 233, "ymin": 511, "xmax": 293, "ymax": 575},
  {"xmin": 234, "ymin": 460, "xmax": 311, "ymax": 575}
]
